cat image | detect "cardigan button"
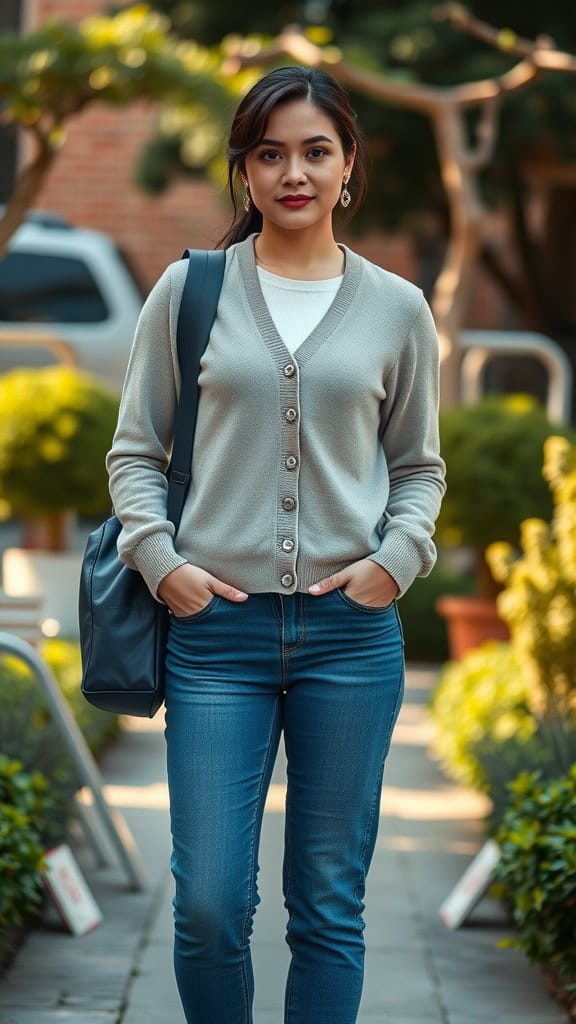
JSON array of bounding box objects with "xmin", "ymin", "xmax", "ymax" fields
[
  {"xmin": 282, "ymin": 497, "xmax": 296, "ymax": 511},
  {"xmin": 285, "ymin": 408, "xmax": 297, "ymax": 422},
  {"xmin": 281, "ymin": 573, "xmax": 294, "ymax": 588},
  {"xmin": 285, "ymin": 455, "xmax": 298, "ymax": 470},
  {"xmin": 282, "ymin": 538, "xmax": 295, "ymax": 552},
  {"xmin": 283, "ymin": 363, "xmax": 296, "ymax": 377}
]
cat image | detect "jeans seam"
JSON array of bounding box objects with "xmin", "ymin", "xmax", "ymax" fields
[
  {"xmin": 285, "ymin": 955, "xmax": 296, "ymax": 1023},
  {"xmin": 280, "ymin": 598, "xmax": 288, "ymax": 688},
  {"xmin": 353, "ymin": 661, "xmax": 405, "ymax": 923},
  {"xmin": 283, "ymin": 592, "xmax": 307, "ymax": 653},
  {"xmin": 239, "ymin": 696, "xmax": 280, "ymax": 1015},
  {"xmin": 283, "ymin": 781, "xmax": 295, "ymax": 1022},
  {"xmin": 353, "ymin": 757, "xmax": 385, "ymax": 924},
  {"xmin": 270, "ymin": 593, "xmax": 283, "ymax": 627}
]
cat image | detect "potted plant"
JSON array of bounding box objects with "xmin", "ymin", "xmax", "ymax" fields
[
  {"xmin": 0, "ymin": 365, "xmax": 118, "ymax": 636},
  {"xmin": 434, "ymin": 394, "xmax": 574, "ymax": 659}
]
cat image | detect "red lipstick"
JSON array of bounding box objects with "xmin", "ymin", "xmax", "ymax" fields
[{"xmin": 278, "ymin": 196, "xmax": 313, "ymax": 209}]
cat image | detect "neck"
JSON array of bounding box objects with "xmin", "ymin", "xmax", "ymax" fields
[{"xmin": 255, "ymin": 221, "xmax": 344, "ymax": 279}]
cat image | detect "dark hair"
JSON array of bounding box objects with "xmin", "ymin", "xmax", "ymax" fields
[{"xmin": 217, "ymin": 66, "xmax": 367, "ymax": 249}]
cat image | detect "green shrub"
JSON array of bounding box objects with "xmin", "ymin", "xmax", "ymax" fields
[
  {"xmin": 0, "ymin": 757, "xmax": 52, "ymax": 930},
  {"xmin": 0, "ymin": 639, "xmax": 119, "ymax": 845},
  {"xmin": 494, "ymin": 767, "xmax": 576, "ymax": 986},
  {"xmin": 437, "ymin": 396, "xmax": 575, "ymax": 595},
  {"xmin": 400, "ymin": 559, "xmax": 475, "ymax": 662},
  {"xmin": 475, "ymin": 719, "xmax": 576, "ymax": 830},
  {"xmin": 41, "ymin": 639, "xmax": 119, "ymax": 754},
  {"xmin": 0, "ymin": 365, "xmax": 118, "ymax": 520},
  {"xmin": 429, "ymin": 641, "xmax": 535, "ymax": 789}
]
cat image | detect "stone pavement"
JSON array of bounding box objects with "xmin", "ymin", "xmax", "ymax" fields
[{"xmin": 0, "ymin": 665, "xmax": 567, "ymax": 1024}]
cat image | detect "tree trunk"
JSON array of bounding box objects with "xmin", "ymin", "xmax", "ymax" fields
[
  {"xmin": 0, "ymin": 131, "xmax": 55, "ymax": 259},
  {"xmin": 431, "ymin": 105, "xmax": 487, "ymax": 407}
]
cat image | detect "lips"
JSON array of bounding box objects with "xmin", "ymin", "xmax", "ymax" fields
[{"xmin": 278, "ymin": 196, "xmax": 313, "ymax": 208}]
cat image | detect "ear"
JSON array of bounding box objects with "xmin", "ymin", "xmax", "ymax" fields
[{"xmin": 345, "ymin": 142, "xmax": 357, "ymax": 180}]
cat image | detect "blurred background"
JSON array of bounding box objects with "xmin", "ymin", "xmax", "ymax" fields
[{"xmin": 0, "ymin": 5, "xmax": 575, "ymax": 1019}]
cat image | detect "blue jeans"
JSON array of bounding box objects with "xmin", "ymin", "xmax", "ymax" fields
[{"xmin": 164, "ymin": 589, "xmax": 405, "ymax": 1024}]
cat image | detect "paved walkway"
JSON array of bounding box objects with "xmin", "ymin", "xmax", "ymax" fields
[{"xmin": 0, "ymin": 666, "xmax": 566, "ymax": 1023}]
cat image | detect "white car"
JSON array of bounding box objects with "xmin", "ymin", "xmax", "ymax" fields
[{"xmin": 0, "ymin": 212, "xmax": 145, "ymax": 393}]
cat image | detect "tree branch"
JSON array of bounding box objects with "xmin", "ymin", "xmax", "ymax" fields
[
  {"xmin": 433, "ymin": 4, "xmax": 576, "ymax": 72},
  {"xmin": 222, "ymin": 27, "xmax": 444, "ymax": 113},
  {"xmin": 461, "ymin": 94, "xmax": 501, "ymax": 171},
  {"xmin": 221, "ymin": 25, "xmax": 543, "ymax": 109}
]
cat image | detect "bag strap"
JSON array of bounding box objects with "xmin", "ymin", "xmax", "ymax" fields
[{"xmin": 167, "ymin": 248, "xmax": 226, "ymax": 529}]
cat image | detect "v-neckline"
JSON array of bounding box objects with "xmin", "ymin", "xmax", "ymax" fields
[{"xmin": 236, "ymin": 233, "xmax": 362, "ymax": 368}]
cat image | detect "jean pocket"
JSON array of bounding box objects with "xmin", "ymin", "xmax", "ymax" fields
[
  {"xmin": 171, "ymin": 594, "xmax": 221, "ymax": 623},
  {"xmin": 335, "ymin": 588, "xmax": 395, "ymax": 614}
]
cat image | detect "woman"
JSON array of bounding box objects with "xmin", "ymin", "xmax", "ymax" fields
[{"xmin": 107, "ymin": 65, "xmax": 446, "ymax": 1024}]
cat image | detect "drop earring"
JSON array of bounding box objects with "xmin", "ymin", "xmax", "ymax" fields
[
  {"xmin": 242, "ymin": 179, "xmax": 251, "ymax": 213},
  {"xmin": 340, "ymin": 173, "xmax": 351, "ymax": 209}
]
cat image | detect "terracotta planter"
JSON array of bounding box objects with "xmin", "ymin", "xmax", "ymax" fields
[{"xmin": 435, "ymin": 593, "xmax": 509, "ymax": 661}]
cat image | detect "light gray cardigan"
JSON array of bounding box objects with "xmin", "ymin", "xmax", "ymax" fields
[{"xmin": 106, "ymin": 234, "xmax": 446, "ymax": 599}]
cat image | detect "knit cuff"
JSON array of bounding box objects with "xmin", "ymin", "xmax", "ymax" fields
[
  {"xmin": 130, "ymin": 532, "xmax": 188, "ymax": 600},
  {"xmin": 367, "ymin": 531, "xmax": 430, "ymax": 598}
]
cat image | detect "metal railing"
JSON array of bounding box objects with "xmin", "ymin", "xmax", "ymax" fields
[
  {"xmin": 0, "ymin": 632, "xmax": 148, "ymax": 891},
  {"xmin": 460, "ymin": 329, "xmax": 573, "ymax": 423},
  {"xmin": 0, "ymin": 327, "xmax": 77, "ymax": 367}
]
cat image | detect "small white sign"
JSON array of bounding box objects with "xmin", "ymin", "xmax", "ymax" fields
[
  {"xmin": 440, "ymin": 839, "xmax": 501, "ymax": 929},
  {"xmin": 43, "ymin": 844, "xmax": 103, "ymax": 936}
]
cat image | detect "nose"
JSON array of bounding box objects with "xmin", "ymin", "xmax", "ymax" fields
[{"xmin": 281, "ymin": 157, "xmax": 308, "ymax": 185}]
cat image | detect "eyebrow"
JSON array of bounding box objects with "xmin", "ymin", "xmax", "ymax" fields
[{"xmin": 257, "ymin": 135, "xmax": 335, "ymax": 147}]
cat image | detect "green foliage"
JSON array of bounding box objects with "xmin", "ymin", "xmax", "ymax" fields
[
  {"xmin": 430, "ymin": 641, "xmax": 535, "ymax": 789},
  {"xmin": 42, "ymin": 639, "xmax": 119, "ymax": 753},
  {"xmin": 474, "ymin": 719, "xmax": 576, "ymax": 831},
  {"xmin": 399, "ymin": 559, "xmax": 475, "ymax": 663},
  {"xmin": 145, "ymin": 1, "xmax": 576, "ymax": 234},
  {"xmin": 494, "ymin": 766, "xmax": 576, "ymax": 983},
  {"xmin": 487, "ymin": 436, "xmax": 576, "ymax": 719},
  {"xmin": 0, "ymin": 757, "xmax": 52, "ymax": 929},
  {"xmin": 0, "ymin": 5, "xmax": 226, "ymax": 134},
  {"xmin": 150, "ymin": 0, "xmax": 286, "ymax": 44},
  {"xmin": 430, "ymin": 636, "xmax": 576, "ymax": 831},
  {"xmin": 0, "ymin": 366, "xmax": 119, "ymax": 519},
  {"xmin": 436, "ymin": 396, "xmax": 575, "ymax": 556},
  {"xmin": 0, "ymin": 639, "xmax": 119, "ymax": 846}
]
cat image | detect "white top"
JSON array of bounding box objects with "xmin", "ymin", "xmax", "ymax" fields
[{"xmin": 256, "ymin": 265, "xmax": 343, "ymax": 354}]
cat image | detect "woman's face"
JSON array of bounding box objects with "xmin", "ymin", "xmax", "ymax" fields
[{"xmin": 243, "ymin": 98, "xmax": 355, "ymax": 233}]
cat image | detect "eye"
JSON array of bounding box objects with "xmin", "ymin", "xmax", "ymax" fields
[
  {"xmin": 259, "ymin": 149, "xmax": 281, "ymax": 162},
  {"xmin": 307, "ymin": 147, "xmax": 328, "ymax": 159}
]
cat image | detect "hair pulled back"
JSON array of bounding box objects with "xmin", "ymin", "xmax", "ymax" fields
[{"xmin": 217, "ymin": 66, "xmax": 367, "ymax": 249}]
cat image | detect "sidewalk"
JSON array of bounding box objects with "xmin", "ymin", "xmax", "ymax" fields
[{"xmin": 0, "ymin": 665, "xmax": 566, "ymax": 1024}]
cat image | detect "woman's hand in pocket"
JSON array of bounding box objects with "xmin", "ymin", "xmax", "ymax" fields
[
  {"xmin": 308, "ymin": 559, "xmax": 399, "ymax": 608},
  {"xmin": 157, "ymin": 564, "xmax": 248, "ymax": 617}
]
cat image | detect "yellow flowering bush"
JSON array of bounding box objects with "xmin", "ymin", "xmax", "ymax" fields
[
  {"xmin": 487, "ymin": 436, "xmax": 576, "ymax": 719},
  {"xmin": 430, "ymin": 641, "xmax": 535, "ymax": 789},
  {"xmin": 0, "ymin": 366, "xmax": 118, "ymax": 521}
]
